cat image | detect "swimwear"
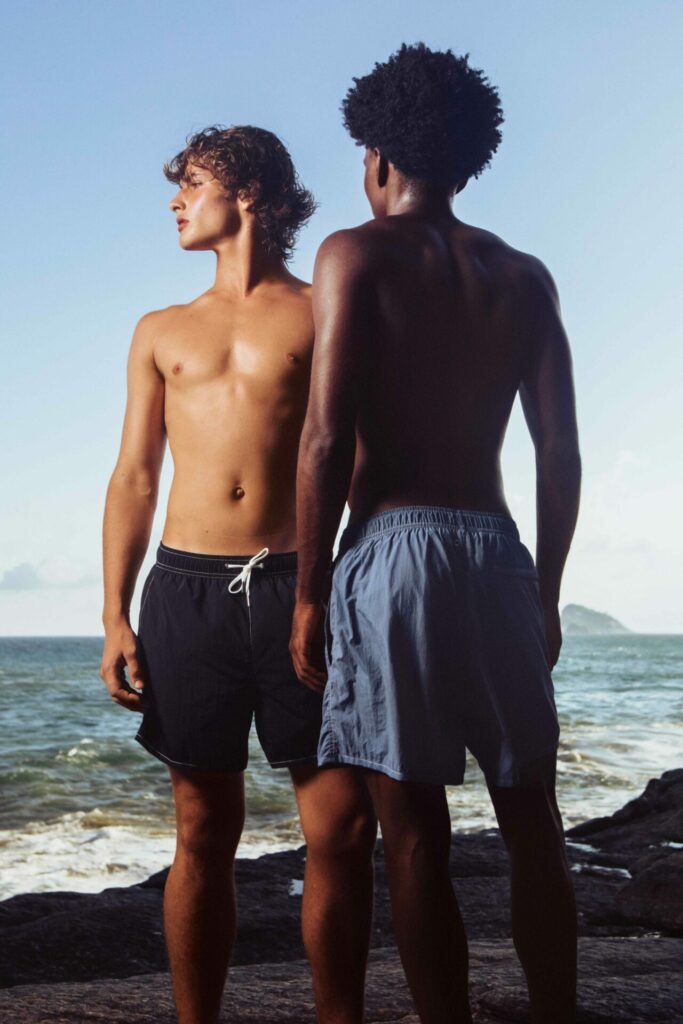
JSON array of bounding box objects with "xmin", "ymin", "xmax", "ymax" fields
[
  {"xmin": 318, "ymin": 506, "xmax": 559, "ymax": 787},
  {"xmin": 135, "ymin": 543, "xmax": 322, "ymax": 773}
]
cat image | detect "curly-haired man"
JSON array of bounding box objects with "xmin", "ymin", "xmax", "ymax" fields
[
  {"xmin": 100, "ymin": 125, "xmax": 377, "ymax": 1024},
  {"xmin": 292, "ymin": 45, "xmax": 581, "ymax": 1023}
]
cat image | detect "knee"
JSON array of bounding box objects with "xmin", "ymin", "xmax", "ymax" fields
[
  {"xmin": 498, "ymin": 795, "xmax": 568, "ymax": 863},
  {"xmin": 176, "ymin": 808, "xmax": 242, "ymax": 863},
  {"xmin": 305, "ymin": 808, "xmax": 377, "ymax": 865},
  {"xmin": 384, "ymin": 827, "xmax": 450, "ymax": 875}
]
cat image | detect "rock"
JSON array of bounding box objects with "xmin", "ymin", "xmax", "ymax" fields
[
  {"xmin": 617, "ymin": 851, "xmax": 683, "ymax": 932},
  {"xmin": 1, "ymin": 940, "xmax": 681, "ymax": 1024},
  {"xmin": 561, "ymin": 604, "xmax": 631, "ymax": 634},
  {"xmin": 2, "ymin": 769, "xmax": 683, "ymax": 1022},
  {"xmin": 566, "ymin": 769, "xmax": 683, "ymax": 856}
]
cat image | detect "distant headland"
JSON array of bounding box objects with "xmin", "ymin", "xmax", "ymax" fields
[{"xmin": 561, "ymin": 603, "xmax": 631, "ymax": 635}]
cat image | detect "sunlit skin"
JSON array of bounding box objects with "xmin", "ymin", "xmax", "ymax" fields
[
  {"xmin": 99, "ymin": 158, "xmax": 378, "ymax": 1024},
  {"xmin": 291, "ymin": 146, "xmax": 581, "ymax": 1024}
]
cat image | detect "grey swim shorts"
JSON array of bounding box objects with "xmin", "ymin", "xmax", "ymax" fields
[{"xmin": 317, "ymin": 506, "xmax": 560, "ymax": 787}]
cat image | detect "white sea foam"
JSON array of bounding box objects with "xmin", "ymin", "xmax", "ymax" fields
[{"xmin": 0, "ymin": 813, "xmax": 302, "ymax": 900}]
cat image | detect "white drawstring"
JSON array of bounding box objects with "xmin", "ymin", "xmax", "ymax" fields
[{"xmin": 226, "ymin": 548, "xmax": 270, "ymax": 607}]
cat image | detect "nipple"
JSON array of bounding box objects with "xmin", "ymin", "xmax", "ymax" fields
[
  {"xmin": 286, "ymin": 352, "xmax": 300, "ymax": 365},
  {"xmin": 172, "ymin": 362, "xmax": 183, "ymax": 375},
  {"xmin": 233, "ymin": 486, "xmax": 245, "ymax": 500}
]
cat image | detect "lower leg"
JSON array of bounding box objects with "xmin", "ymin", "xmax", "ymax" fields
[
  {"xmin": 489, "ymin": 779, "xmax": 577, "ymax": 1024},
  {"xmin": 165, "ymin": 768, "xmax": 245, "ymax": 1024},
  {"xmin": 291, "ymin": 765, "xmax": 378, "ymax": 1024},
  {"xmin": 366, "ymin": 774, "xmax": 472, "ymax": 1024}
]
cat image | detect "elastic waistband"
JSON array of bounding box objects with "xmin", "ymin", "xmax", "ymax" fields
[
  {"xmin": 156, "ymin": 542, "xmax": 297, "ymax": 577},
  {"xmin": 339, "ymin": 505, "xmax": 519, "ymax": 555}
]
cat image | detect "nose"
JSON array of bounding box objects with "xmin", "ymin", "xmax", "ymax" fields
[{"xmin": 169, "ymin": 190, "xmax": 185, "ymax": 213}]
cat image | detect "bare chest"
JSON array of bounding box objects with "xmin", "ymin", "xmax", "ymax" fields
[{"xmin": 155, "ymin": 322, "xmax": 313, "ymax": 400}]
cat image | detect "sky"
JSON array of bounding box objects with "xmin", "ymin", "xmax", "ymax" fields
[{"xmin": 1, "ymin": 0, "xmax": 681, "ymax": 634}]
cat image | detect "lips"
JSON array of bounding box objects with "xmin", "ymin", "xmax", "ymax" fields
[{"xmin": 177, "ymin": 219, "xmax": 188, "ymax": 230}]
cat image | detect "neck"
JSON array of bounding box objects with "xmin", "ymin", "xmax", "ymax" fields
[
  {"xmin": 212, "ymin": 225, "xmax": 285, "ymax": 296},
  {"xmin": 384, "ymin": 183, "xmax": 455, "ymax": 221}
]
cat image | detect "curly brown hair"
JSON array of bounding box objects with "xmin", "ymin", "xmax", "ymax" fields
[{"xmin": 164, "ymin": 125, "xmax": 316, "ymax": 262}]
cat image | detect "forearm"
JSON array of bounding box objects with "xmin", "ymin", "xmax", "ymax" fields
[
  {"xmin": 296, "ymin": 429, "xmax": 355, "ymax": 604},
  {"xmin": 102, "ymin": 469, "xmax": 159, "ymax": 626},
  {"xmin": 535, "ymin": 444, "xmax": 582, "ymax": 604}
]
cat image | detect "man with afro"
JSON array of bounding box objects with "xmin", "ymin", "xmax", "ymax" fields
[{"xmin": 292, "ymin": 44, "xmax": 581, "ymax": 1023}]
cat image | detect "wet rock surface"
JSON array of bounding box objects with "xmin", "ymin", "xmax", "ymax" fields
[{"xmin": 1, "ymin": 770, "xmax": 682, "ymax": 1021}]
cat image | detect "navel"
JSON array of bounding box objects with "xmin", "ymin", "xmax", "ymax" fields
[
  {"xmin": 172, "ymin": 362, "xmax": 183, "ymax": 375},
  {"xmin": 232, "ymin": 486, "xmax": 245, "ymax": 500}
]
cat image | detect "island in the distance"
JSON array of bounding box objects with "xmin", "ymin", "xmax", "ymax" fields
[{"xmin": 561, "ymin": 603, "xmax": 631, "ymax": 635}]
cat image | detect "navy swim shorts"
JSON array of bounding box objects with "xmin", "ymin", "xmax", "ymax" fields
[
  {"xmin": 318, "ymin": 507, "xmax": 560, "ymax": 787},
  {"xmin": 135, "ymin": 543, "xmax": 322, "ymax": 773}
]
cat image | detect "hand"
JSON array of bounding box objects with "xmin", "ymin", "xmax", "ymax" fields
[
  {"xmin": 100, "ymin": 620, "xmax": 147, "ymax": 712},
  {"xmin": 541, "ymin": 601, "xmax": 562, "ymax": 669},
  {"xmin": 290, "ymin": 601, "xmax": 327, "ymax": 694}
]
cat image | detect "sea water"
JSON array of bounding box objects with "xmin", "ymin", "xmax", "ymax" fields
[{"xmin": 1, "ymin": 635, "xmax": 681, "ymax": 898}]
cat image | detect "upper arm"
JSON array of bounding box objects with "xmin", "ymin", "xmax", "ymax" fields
[
  {"xmin": 306, "ymin": 230, "xmax": 373, "ymax": 441},
  {"xmin": 113, "ymin": 313, "xmax": 166, "ymax": 483},
  {"xmin": 518, "ymin": 261, "xmax": 579, "ymax": 456}
]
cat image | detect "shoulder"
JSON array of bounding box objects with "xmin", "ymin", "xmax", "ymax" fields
[
  {"xmin": 465, "ymin": 225, "xmax": 560, "ymax": 311},
  {"xmin": 315, "ymin": 224, "xmax": 379, "ymax": 272},
  {"xmin": 479, "ymin": 227, "xmax": 557, "ymax": 295},
  {"xmin": 279, "ymin": 272, "xmax": 312, "ymax": 303},
  {"xmin": 128, "ymin": 304, "xmax": 187, "ymax": 363},
  {"xmin": 133, "ymin": 303, "xmax": 188, "ymax": 335}
]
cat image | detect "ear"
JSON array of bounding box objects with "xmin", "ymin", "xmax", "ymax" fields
[
  {"xmin": 238, "ymin": 181, "xmax": 261, "ymax": 210},
  {"xmin": 377, "ymin": 153, "xmax": 389, "ymax": 189}
]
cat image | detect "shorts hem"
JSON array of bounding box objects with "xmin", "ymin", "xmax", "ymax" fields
[
  {"xmin": 268, "ymin": 753, "xmax": 320, "ymax": 769},
  {"xmin": 480, "ymin": 744, "xmax": 560, "ymax": 789},
  {"xmin": 135, "ymin": 733, "xmax": 247, "ymax": 774},
  {"xmin": 317, "ymin": 751, "xmax": 466, "ymax": 786}
]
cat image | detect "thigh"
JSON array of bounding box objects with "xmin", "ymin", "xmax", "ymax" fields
[
  {"xmin": 137, "ymin": 566, "xmax": 254, "ymax": 772},
  {"xmin": 486, "ymin": 767, "xmax": 565, "ymax": 852},
  {"xmin": 364, "ymin": 771, "xmax": 452, "ymax": 855},
  {"xmin": 251, "ymin": 571, "xmax": 323, "ymax": 768}
]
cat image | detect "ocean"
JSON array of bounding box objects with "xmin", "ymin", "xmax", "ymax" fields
[{"xmin": 1, "ymin": 634, "xmax": 682, "ymax": 900}]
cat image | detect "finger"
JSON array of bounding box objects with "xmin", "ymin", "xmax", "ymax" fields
[
  {"xmin": 299, "ymin": 660, "xmax": 327, "ymax": 693},
  {"xmin": 101, "ymin": 661, "xmax": 126, "ymax": 696},
  {"xmin": 301, "ymin": 674, "xmax": 326, "ymax": 694},
  {"xmin": 110, "ymin": 686, "xmax": 145, "ymax": 713},
  {"xmin": 124, "ymin": 649, "xmax": 145, "ymax": 692}
]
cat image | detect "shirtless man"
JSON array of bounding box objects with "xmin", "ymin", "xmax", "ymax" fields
[
  {"xmin": 291, "ymin": 46, "xmax": 581, "ymax": 1024},
  {"xmin": 100, "ymin": 125, "xmax": 376, "ymax": 1024}
]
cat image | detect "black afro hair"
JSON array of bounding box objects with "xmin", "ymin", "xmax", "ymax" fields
[{"xmin": 342, "ymin": 43, "xmax": 504, "ymax": 190}]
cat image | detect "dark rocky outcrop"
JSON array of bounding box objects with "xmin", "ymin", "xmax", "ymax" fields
[{"xmin": 2, "ymin": 770, "xmax": 682, "ymax": 1022}]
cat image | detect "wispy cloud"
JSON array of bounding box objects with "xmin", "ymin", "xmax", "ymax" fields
[
  {"xmin": 0, "ymin": 563, "xmax": 44, "ymax": 590},
  {"xmin": 0, "ymin": 559, "xmax": 99, "ymax": 590}
]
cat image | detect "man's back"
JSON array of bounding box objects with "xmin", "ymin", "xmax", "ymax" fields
[{"xmin": 346, "ymin": 215, "xmax": 550, "ymax": 522}]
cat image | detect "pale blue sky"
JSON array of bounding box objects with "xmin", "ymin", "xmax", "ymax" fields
[{"xmin": 1, "ymin": 0, "xmax": 681, "ymax": 633}]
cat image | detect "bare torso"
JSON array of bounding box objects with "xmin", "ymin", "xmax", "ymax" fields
[
  {"xmin": 151, "ymin": 277, "xmax": 313, "ymax": 553},
  {"xmin": 348, "ymin": 215, "xmax": 540, "ymax": 523}
]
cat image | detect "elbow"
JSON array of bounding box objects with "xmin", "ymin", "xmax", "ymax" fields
[
  {"xmin": 299, "ymin": 425, "xmax": 355, "ymax": 469},
  {"xmin": 536, "ymin": 434, "xmax": 581, "ymax": 463},
  {"xmin": 107, "ymin": 465, "xmax": 159, "ymax": 504}
]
